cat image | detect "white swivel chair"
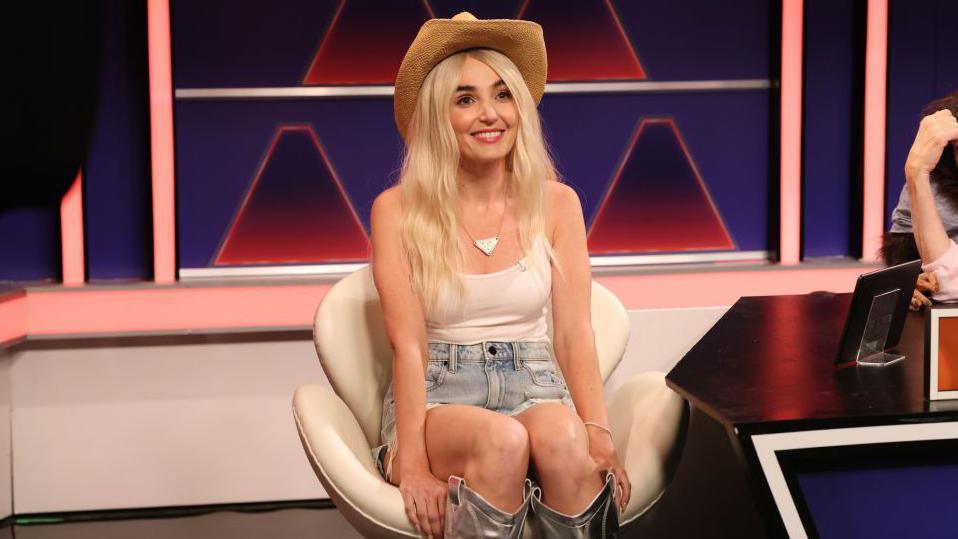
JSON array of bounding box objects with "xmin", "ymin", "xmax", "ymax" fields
[{"xmin": 293, "ymin": 266, "xmax": 687, "ymax": 538}]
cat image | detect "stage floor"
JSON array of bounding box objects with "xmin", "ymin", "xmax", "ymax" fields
[{"xmin": 5, "ymin": 505, "xmax": 361, "ymax": 539}]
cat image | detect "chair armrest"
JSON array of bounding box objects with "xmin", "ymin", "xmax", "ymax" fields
[
  {"xmin": 293, "ymin": 384, "xmax": 417, "ymax": 537},
  {"xmin": 606, "ymin": 372, "xmax": 688, "ymax": 525}
]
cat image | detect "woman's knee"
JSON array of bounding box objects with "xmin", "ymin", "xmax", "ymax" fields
[
  {"xmin": 527, "ymin": 411, "xmax": 592, "ymax": 476},
  {"xmin": 469, "ymin": 416, "xmax": 529, "ymax": 470}
]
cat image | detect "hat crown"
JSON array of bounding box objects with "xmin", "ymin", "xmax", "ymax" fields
[{"xmin": 394, "ymin": 13, "xmax": 546, "ymax": 139}]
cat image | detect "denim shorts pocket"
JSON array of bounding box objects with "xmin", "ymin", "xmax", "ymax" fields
[
  {"xmin": 524, "ymin": 360, "xmax": 565, "ymax": 388},
  {"xmin": 424, "ymin": 362, "xmax": 446, "ymax": 391}
]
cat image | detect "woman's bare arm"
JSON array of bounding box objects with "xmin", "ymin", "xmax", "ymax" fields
[
  {"xmin": 547, "ymin": 183, "xmax": 607, "ymax": 426},
  {"xmin": 546, "ymin": 182, "xmax": 630, "ymax": 509},
  {"xmin": 370, "ymin": 186, "xmax": 445, "ymax": 537},
  {"xmin": 905, "ymin": 110, "xmax": 958, "ymax": 263}
]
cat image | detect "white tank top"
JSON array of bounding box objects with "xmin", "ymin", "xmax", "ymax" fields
[{"xmin": 426, "ymin": 239, "xmax": 551, "ymax": 344}]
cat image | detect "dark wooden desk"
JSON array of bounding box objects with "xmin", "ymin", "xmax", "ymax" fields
[{"xmin": 666, "ymin": 293, "xmax": 958, "ymax": 538}]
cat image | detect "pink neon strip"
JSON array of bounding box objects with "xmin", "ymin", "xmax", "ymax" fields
[
  {"xmin": 862, "ymin": 0, "xmax": 888, "ymax": 263},
  {"xmin": 60, "ymin": 170, "xmax": 85, "ymax": 286},
  {"xmin": 5, "ymin": 267, "xmax": 865, "ymax": 338},
  {"xmin": 26, "ymin": 284, "xmax": 331, "ymax": 336},
  {"xmin": 422, "ymin": 0, "xmax": 436, "ymax": 20},
  {"xmin": 779, "ymin": 0, "xmax": 803, "ymax": 265},
  {"xmin": 598, "ymin": 266, "xmax": 864, "ymax": 310},
  {"xmin": 0, "ymin": 295, "xmax": 27, "ymax": 345},
  {"xmin": 147, "ymin": 0, "xmax": 177, "ymax": 283},
  {"xmin": 303, "ymin": 0, "xmax": 347, "ymax": 83}
]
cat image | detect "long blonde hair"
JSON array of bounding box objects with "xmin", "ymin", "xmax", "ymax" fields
[{"xmin": 399, "ymin": 48, "xmax": 558, "ymax": 316}]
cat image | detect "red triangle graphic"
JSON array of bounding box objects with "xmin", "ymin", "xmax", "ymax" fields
[
  {"xmin": 303, "ymin": 0, "xmax": 435, "ymax": 85},
  {"xmin": 587, "ymin": 118, "xmax": 734, "ymax": 254},
  {"xmin": 215, "ymin": 126, "xmax": 368, "ymax": 265},
  {"xmin": 517, "ymin": 0, "xmax": 646, "ymax": 81}
]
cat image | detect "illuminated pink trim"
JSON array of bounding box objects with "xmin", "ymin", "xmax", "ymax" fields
[
  {"xmin": 0, "ymin": 295, "xmax": 27, "ymax": 346},
  {"xmin": 516, "ymin": 0, "xmax": 531, "ymax": 18},
  {"xmin": 603, "ymin": 0, "xmax": 645, "ymax": 76},
  {"xmin": 60, "ymin": 170, "xmax": 85, "ymax": 286},
  {"xmin": 422, "ymin": 0, "xmax": 435, "ymax": 19},
  {"xmin": 862, "ymin": 0, "xmax": 888, "ymax": 262},
  {"xmin": 25, "ymin": 284, "xmax": 331, "ymax": 336},
  {"xmin": 147, "ymin": 0, "xmax": 177, "ymax": 283},
  {"xmin": 598, "ymin": 266, "xmax": 864, "ymax": 310},
  {"xmin": 779, "ymin": 0, "xmax": 803, "ymax": 265},
  {"xmin": 302, "ymin": 0, "xmax": 348, "ymax": 83},
  {"xmin": 587, "ymin": 118, "xmax": 639, "ymax": 234},
  {"xmin": 0, "ymin": 266, "xmax": 866, "ymax": 341}
]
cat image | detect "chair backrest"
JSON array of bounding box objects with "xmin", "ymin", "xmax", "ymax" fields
[{"xmin": 314, "ymin": 265, "xmax": 630, "ymax": 447}]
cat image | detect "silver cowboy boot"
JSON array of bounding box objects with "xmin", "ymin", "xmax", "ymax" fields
[
  {"xmin": 529, "ymin": 471, "xmax": 619, "ymax": 538},
  {"xmin": 444, "ymin": 475, "xmax": 532, "ymax": 539}
]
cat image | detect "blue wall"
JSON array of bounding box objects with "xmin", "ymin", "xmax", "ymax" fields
[
  {"xmin": 84, "ymin": 0, "xmax": 153, "ymax": 281},
  {"xmin": 885, "ymin": 0, "xmax": 958, "ymax": 227},
  {"xmin": 801, "ymin": 0, "xmax": 865, "ymax": 259}
]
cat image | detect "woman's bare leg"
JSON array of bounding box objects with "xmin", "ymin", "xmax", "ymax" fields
[
  {"xmin": 388, "ymin": 404, "xmax": 530, "ymax": 512},
  {"xmin": 516, "ymin": 402, "xmax": 603, "ymax": 514}
]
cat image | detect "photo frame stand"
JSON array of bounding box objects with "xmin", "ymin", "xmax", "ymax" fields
[{"xmin": 856, "ymin": 289, "xmax": 905, "ymax": 366}]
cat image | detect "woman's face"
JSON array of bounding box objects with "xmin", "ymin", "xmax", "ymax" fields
[{"xmin": 449, "ymin": 56, "xmax": 518, "ymax": 166}]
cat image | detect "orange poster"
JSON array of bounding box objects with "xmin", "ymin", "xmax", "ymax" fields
[{"xmin": 938, "ymin": 317, "xmax": 958, "ymax": 391}]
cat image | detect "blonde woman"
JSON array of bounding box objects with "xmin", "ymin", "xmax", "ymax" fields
[{"xmin": 370, "ymin": 13, "xmax": 628, "ymax": 538}]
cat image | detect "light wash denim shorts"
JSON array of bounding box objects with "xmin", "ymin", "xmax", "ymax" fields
[{"xmin": 373, "ymin": 340, "xmax": 575, "ymax": 480}]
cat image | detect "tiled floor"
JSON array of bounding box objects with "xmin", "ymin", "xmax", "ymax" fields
[{"xmin": 3, "ymin": 508, "xmax": 362, "ymax": 539}]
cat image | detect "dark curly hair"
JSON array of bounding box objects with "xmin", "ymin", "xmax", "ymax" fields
[{"xmin": 881, "ymin": 91, "xmax": 958, "ymax": 266}]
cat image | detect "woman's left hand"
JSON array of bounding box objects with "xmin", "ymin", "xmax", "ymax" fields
[{"xmin": 586, "ymin": 427, "xmax": 631, "ymax": 513}]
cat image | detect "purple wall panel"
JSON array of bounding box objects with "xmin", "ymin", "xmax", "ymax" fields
[
  {"xmin": 543, "ymin": 92, "xmax": 769, "ymax": 251},
  {"xmin": 171, "ymin": 0, "xmax": 339, "ymax": 88},
  {"xmin": 175, "ymin": 99, "xmax": 402, "ymax": 268},
  {"xmin": 84, "ymin": 0, "xmax": 154, "ymax": 280},
  {"xmin": 801, "ymin": 0, "xmax": 865, "ymax": 259},
  {"xmin": 885, "ymin": 0, "xmax": 957, "ymax": 227},
  {"xmin": 0, "ymin": 207, "xmax": 60, "ymax": 283},
  {"xmin": 172, "ymin": 0, "xmax": 771, "ymax": 87},
  {"xmin": 614, "ymin": 0, "xmax": 770, "ymax": 81},
  {"xmin": 176, "ymin": 91, "xmax": 768, "ymax": 268}
]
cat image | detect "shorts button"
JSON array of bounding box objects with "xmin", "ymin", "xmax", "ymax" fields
[{"xmin": 488, "ymin": 346, "xmax": 497, "ymax": 355}]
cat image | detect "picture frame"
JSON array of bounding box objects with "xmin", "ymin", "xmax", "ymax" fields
[{"xmin": 925, "ymin": 305, "xmax": 958, "ymax": 400}]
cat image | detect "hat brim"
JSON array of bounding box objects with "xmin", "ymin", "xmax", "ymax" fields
[{"xmin": 394, "ymin": 17, "xmax": 546, "ymax": 140}]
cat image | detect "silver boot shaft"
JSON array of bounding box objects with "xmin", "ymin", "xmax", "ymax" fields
[
  {"xmin": 529, "ymin": 471, "xmax": 619, "ymax": 538},
  {"xmin": 444, "ymin": 476, "xmax": 531, "ymax": 539}
]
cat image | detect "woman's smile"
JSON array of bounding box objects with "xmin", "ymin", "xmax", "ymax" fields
[{"xmin": 472, "ymin": 129, "xmax": 506, "ymax": 144}]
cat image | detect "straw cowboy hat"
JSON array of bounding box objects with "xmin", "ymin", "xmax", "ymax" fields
[{"xmin": 393, "ymin": 12, "xmax": 547, "ymax": 139}]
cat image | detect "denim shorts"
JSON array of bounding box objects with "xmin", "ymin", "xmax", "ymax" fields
[{"xmin": 373, "ymin": 340, "xmax": 575, "ymax": 480}]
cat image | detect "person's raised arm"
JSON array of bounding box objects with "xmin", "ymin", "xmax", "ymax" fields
[
  {"xmin": 547, "ymin": 182, "xmax": 630, "ymax": 511},
  {"xmin": 904, "ymin": 109, "xmax": 958, "ymax": 263},
  {"xmin": 370, "ymin": 187, "xmax": 446, "ymax": 538}
]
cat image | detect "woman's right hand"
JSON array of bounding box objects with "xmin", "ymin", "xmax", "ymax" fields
[
  {"xmin": 910, "ymin": 271, "xmax": 939, "ymax": 310},
  {"xmin": 904, "ymin": 109, "xmax": 958, "ymax": 183},
  {"xmin": 399, "ymin": 468, "xmax": 447, "ymax": 539}
]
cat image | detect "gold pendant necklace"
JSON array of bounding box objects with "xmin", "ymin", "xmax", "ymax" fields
[{"xmin": 461, "ymin": 199, "xmax": 507, "ymax": 256}]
